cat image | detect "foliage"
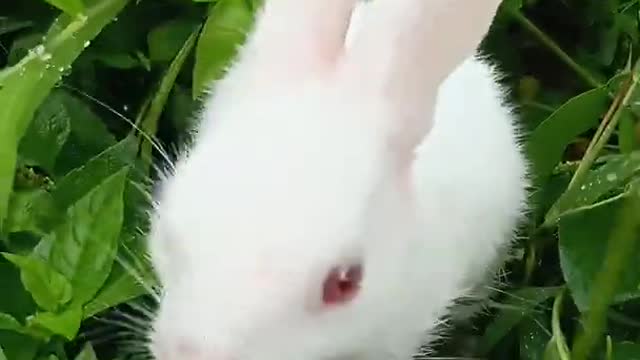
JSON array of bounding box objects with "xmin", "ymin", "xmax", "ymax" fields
[{"xmin": 0, "ymin": 0, "xmax": 638, "ymax": 359}]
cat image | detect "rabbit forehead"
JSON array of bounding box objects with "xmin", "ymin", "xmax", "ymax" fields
[{"xmin": 154, "ymin": 98, "xmax": 391, "ymax": 266}]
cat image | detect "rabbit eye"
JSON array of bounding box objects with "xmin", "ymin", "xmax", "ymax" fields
[{"xmin": 322, "ymin": 264, "xmax": 363, "ymax": 305}]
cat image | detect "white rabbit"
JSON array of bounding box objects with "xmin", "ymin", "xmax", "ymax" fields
[{"xmin": 147, "ymin": 0, "xmax": 529, "ymax": 359}]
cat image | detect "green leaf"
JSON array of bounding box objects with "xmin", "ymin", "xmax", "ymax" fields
[
  {"xmin": 50, "ymin": 89, "xmax": 117, "ymax": 175},
  {"xmin": 91, "ymin": 52, "xmax": 140, "ymax": 69},
  {"xmin": 545, "ymin": 151, "xmax": 640, "ymax": 224},
  {"xmin": 11, "ymin": 136, "xmax": 137, "ymax": 238},
  {"xmin": 43, "ymin": 0, "xmax": 85, "ymax": 16},
  {"xmin": 4, "ymin": 189, "xmax": 56, "ymax": 236},
  {"xmin": 1, "ymin": 253, "xmax": 72, "ymax": 312},
  {"xmin": 0, "ymin": 332, "xmax": 40, "ymax": 360},
  {"xmin": 519, "ymin": 312, "xmax": 552, "ymax": 360},
  {"xmin": 526, "ymin": 86, "xmax": 610, "ymax": 185},
  {"xmin": 618, "ymin": 109, "xmax": 635, "ymax": 154},
  {"xmin": 74, "ymin": 343, "xmax": 98, "ymax": 360},
  {"xmin": 44, "ymin": 167, "xmax": 129, "ymax": 306},
  {"xmin": 51, "ymin": 135, "xmax": 136, "ymax": 214},
  {"xmin": 147, "ymin": 18, "xmax": 199, "ymax": 63},
  {"xmin": 479, "ymin": 287, "xmax": 561, "ymax": 354},
  {"xmin": 83, "ymin": 260, "xmax": 147, "ymax": 319},
  {"xmin": 0, "ymin": 346, "xmax": 6, "ymax": 360},
  {"xmin": 501, "ymin": 0, "xmax": 523, "ymax": 11},
  {"xmin": 18, "ymin": 92, "xmax": 72, "ymax": 173},
  {"xmin": 558, "ymin": 196, "xmax": 640, "ymax": 311},
  {"xmin": 140, "ymin": 26, "xmax": 200, "ymax": 173},
  {"xmin": 612, "ymin": 342, "xmax": 640, "ymax": 359},
  {"xmin": 27, "ymin": 306, "xmax": 82, "ymax": 341},
  {"xmin": 0, "ymin": 0, "xmax": 129, "ymax": 230},
  {"xmin": 0, "ymin": 314, "xmax": 23, "ymax": 333},
  {"xmin": 192, "ymin": 0, "xmax": 255, "ymax": 97}
]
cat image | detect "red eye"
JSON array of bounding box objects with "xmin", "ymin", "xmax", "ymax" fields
[{"xmin": 322, "ymin": 264, "xmax": 363, "ymax": 306}]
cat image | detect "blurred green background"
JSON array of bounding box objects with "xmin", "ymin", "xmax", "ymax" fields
[{"xmin": 0, "ymin": 0, "xmax": 639, "ymax": 359}]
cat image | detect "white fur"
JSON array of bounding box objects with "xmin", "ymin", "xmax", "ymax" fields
[{"xmin": 147, "ymin": 0, "xmax": 528, "ymax": 359}]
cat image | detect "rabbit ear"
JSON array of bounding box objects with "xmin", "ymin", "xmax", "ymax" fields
[
  {"xmin": 344, "ymin": 0, "xmax": 502, "ymax": 154},
  {"xmin": 241, "ymin": 0, "xmax": 360, "ymax": 82}
]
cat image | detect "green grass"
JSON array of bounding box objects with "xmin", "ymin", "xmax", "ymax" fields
[{"xmin": 0, "ymin": 0, "xmax": 639, "ymax": 359}]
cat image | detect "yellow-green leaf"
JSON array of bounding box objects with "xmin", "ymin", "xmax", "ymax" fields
[
  {"xmin": 27, "ymin": 306, "xmax": 83, "ymax": 341},
  {"xmin": 44, "ymin": 168, "xmax": 129, "ymax": 305},
  {"xmin": 1, "ymin": 253, "xmax": 72, "ymax": 312},
  {"xmin": 43, "ymin": 0, "xmax": 85, "ymax": 16},
  {"xmin": 192, "ymin": 0, "xmax": 255, "ymax": 97},
  {"xmin": 74, "ymin": 343, "xmax": 98, "ymax": 360},
  {"xmin": 0, "ymin": 0, "xmax": 129, "ymax": 230}
]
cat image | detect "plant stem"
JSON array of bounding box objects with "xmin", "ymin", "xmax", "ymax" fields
[
  {"xmin": 565, "ymin": 62, "xmax": 640, "ymax": 194},
  {"xmin": 549, "ymin": 289, "xmax": 571, "ymax": 360},
  {"xmin": 507, "ymin": 8, "xmax": 603, "ymax": 89}
]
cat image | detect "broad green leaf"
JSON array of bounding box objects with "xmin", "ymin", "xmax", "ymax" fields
[
  {"xmin": 479, "ymin": 287, "xmax": 561, "ymax": 354},
  {"xmin": 59, "ymin": 92, "xmax": 108, "ymax": 136},
  {"xmin": 18, "ymin": 92, "xmax": 72, "ymax": 173},
  {"xmin": 121, "ymin": 156, "xmax": 153, "ymax": 236},
  {"xmin": 558, "ymin": 195, "xmax": 640, "ymax": 311},
  {"xmin": 531, "ymin": 173, "xmax": 571, "ymax": 223},
  {"xmin": 11, "ymin": 136, "xmax": 137, "ymax": 238},
  {"xmin": 83, "ymin": 261, "xmax": 147, "ymax": 319},
  {"xmin": 0, "ymin": 314, "xmax": 23, "ymax": 333},
  {"xmin": 618, "ymin": 109, "xmax": 636, "ymax": 154},
  {"xmin": 0, "ymin": 332, "xmax": 40, "ymax": 360},
  {"xmin": 27, "ymin": 306, "xmax": 82, "ymax": 341},
  {"xmin": 526, "ymin": 86, "xmax": 610, "ymax": 185},
  {"xmin": 74, "ymin": 343, "xmax": 98, "ymax": 360},
  {"xmin": 91, "ymin": 52, "xmax": 140, "ymax": 69},
  {"xmin": 43, "ymin": 0, "xmax": 85, "ymax": 16},
  {"xmin": 501, "ymin": 0, "xmax": 523, "ymax": 11},
  {"xmin": 4, "ymin": 189, "xmax": 56, "ymax": 236},
  {"xmin": 192, "ymin": 0, "xmax": 255, "ymax": 97},
  {"xmin": 147, "ymin": 18, "xmax": 199, "ymax": 63},
  {"xmin": 597, "ymin": 24, "xmax": 619, "ymax": 67},
  {"xmin": 45, "ymin": 168, "xmax": 128, "ymax": 305},
  {"xmin": 0, "ymin": 0, "xmax": 129, "ymax": 230},
  {"xmin": 50, "ymin": 89, "xmax": 117, "ymax": 174},
  {"xmin": 1, "ymin": 253, "xmax": 72, "ymax": 312},
  {"xmin": 545, "ymin": 151, "xmax": 640, "ymax": 224},
  {"xmin": 519, "ymin": 313, "xmax": 552, "ymax": 360},
  {"xmin": 613, "ymin": 342, "xmax": 640, "ymax": 359},
  {"xmin": 84, "ymin": 232, "xmax": 155, "ymax": 318},
  {"xmin": 51, "ymin": 135, "xmax": 136, "ymax": 213},
  {"xmin": 0, "ymin": 346, "xmax": 6, "ymax": 360}
]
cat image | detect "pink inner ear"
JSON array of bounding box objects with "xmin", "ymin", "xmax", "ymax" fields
[{"xmin": 322, "ymin": 264, "xmax": 363, "ymax": 306}]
